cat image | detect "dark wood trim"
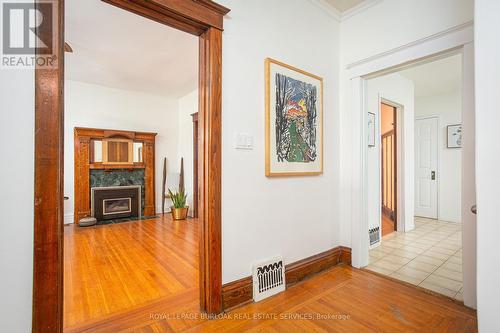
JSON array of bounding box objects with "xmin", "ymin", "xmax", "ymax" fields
[
  {"xmin": 102, "ymin": 0, "xmax": 230, "ymax": 36},
  {"xmin": 33, "ymin": 0, "xmax": 64, "ymax": 332},
  {"xmin": 221, "ymin": 247, "xmax": 352, "ymax": 311},
  {"xmin": 192, "ymin": 112, "xmax": 199, "ymax": 218},
  {"xmin": 381, "ymin": 102, "xmax": 397, "ymax": 230},
  {"xmin": 198, "ymin": 26, "xmax": 223, "ymax": 314},
  {"xmin": 34, "ymin": 0, "xmax": 229, "ymax": 331}
]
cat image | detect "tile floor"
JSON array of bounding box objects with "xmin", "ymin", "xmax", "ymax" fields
[{"xmin": 366, "ymin": 217, "xmax": 463, "ymax": 301}]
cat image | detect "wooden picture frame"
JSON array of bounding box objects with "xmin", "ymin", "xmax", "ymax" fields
[{"xmin": 265, "ymin": 58, "xmax": 324, "ymax": 177}]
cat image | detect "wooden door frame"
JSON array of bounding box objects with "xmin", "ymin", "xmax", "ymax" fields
[
  {"xmin": 192, "ymin": 112, "xmax": 199, "ymax": 218},
  {"xmin": 380, "ymin": 102, "xmax": 397, "ymax": 232},
  {"xmin": 33, "ymin": 1, "xmax": 229, "ymax": 331}
]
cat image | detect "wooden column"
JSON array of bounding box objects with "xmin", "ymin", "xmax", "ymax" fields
[
  {"xmin": 199, "ymin": 26, "xmax": 223, "ymax": 314},
  {"xmin": 192, "ymin": 112, "xmax": 199, "ymax": 218},
  {"xmin": 143, "ymin": 140, "xmax": 156, "ymax": 216},
  {"xmin": 33, "ymin": 0, "xmax": 64, "ymax": 331}
]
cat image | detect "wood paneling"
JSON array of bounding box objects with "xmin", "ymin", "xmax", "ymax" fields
[
  {"xmin": 73, "ymin": 128, "xmax": 157, "ymax": 221},
  {"xmin": 65, "ymin": 265, "xmax": 477, "ymax": 333},
  {"xmin": 222, "ymin": 247, "xmax": 352, "ymax": 310},
  {"xmin": 63, "ymin": 215, "xmax": 199, "ymax": 330},
  {"xmin": 33, "ymin": 0, "xmax": 64, "ymax": 331}
]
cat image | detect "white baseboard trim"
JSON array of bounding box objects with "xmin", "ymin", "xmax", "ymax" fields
[{"xmin": 64, "ymin": 214, "xmax": 74, "ymax": 225}]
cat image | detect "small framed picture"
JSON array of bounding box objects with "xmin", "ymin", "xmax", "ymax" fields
[
  {"xmin": 368, "ymin": 112, "xmax": 376, "ymax": 147},
  {"xmin": 447, "ymin": 124, "xmax": 462, "ymax": 148}
]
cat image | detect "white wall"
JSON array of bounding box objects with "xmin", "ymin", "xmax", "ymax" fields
[
  {"xmin": 340, "ymin": 0, "xmax": 474, "ymax": 65},
  {"xmin": 415, "ymin": 91, "xmax": 462, "ymax": 223},
  {"xmin": 178, "ymin": 89, "xmax": 198, "ymax": 214},
  {"xmin": 64, "ymin": 80, "xmax": 181, "ymax": 222},
  {"xmin": 218, "ymin": 0, "xmax": 340, "ymax": 283},
  {"xmin": 366, "ymin": 73, "xmax": 415, "ymax": 235},
  {"xmin": 0, "ymin": 65, "xmax": 34, "ymax": 333},
  {"xmin": 475, "ymin": 0, "xmax": 500, "ymax": 330},
  {"xmin": 339, "ymin": 0, "xmax": 474, "ymax": 247}
]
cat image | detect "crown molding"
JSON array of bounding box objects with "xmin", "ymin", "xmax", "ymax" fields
[
  {"xmin": 308, "ymin": 0, "xmax": 341, "ymax": 21},
  {"xmin": 341, "ymin": 0, "xmax": 383, "ymax": 21},
  {"xmin": 308, "ymin": 0, "xmax": 383, "ymax": 22}
]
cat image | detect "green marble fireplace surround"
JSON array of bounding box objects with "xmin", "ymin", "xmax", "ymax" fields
[{"xmin": 90, "ymin": 169, "xmax": 145, "ymax": 215}]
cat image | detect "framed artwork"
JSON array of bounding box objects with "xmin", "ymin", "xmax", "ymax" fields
[
  {"xmin": 368, "ymin": 112, "xmax": 376, "ymax": 147},
  {"xmin": 265, "ymin": 58, "xmax": 323, "ymax": 177},
  {"xmin": 447, "ymin": 124, "xmax": 462, "ymax": 148}
]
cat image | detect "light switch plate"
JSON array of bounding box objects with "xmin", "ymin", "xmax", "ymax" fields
[{"xmin": 234, "ymin": 133, "xmax": 254, "ymax": 150}]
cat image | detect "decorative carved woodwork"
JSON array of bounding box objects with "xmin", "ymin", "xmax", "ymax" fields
[
  {"xmin": 74, "ymin": 127, "xmax": 157, "ymax": 222},
  {"xmin": 34, "ymin": 1, "xmax": 229, "ymax": 330}
]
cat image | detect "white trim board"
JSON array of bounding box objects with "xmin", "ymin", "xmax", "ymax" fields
[
  {"xmin": 346, "ymin": 21, "xmax": 473, "ymax": 78},
  {"xmin": 345, "ymin": 23, "xmax": 476, "ymax": 308}
]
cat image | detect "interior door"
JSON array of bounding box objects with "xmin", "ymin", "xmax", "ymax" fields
[{"xmin": 415, "ymin": 117, "xmax": 438, "ymax": 218}]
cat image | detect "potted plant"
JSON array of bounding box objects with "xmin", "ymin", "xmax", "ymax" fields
[{"xmin": 168, "ymin": 188, "xmax": 189, "ymax": 220}]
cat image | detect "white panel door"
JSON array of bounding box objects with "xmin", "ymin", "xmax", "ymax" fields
[{"xmin": 415, "ymin": 117, "xmax": 438, "ymax": 218}]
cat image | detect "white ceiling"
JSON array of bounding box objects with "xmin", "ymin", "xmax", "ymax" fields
[
  {"xmin": 65, "ymin": 0, "xmax": 198, "ymax": 98},
  {"xmin": 400, "ymin": 55, "xmax": 462, "ymax": 98},
  {"xmin": 323, "ymin": 0, "xmax": 366, "ymax": 12}
]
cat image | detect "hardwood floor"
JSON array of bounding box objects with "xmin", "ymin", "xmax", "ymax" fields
[
  {"xmin": 65, "ymin": 264, "xmax": 477, "ymax": 332},
  {"xmin": 382, "ymin": 214, "xmax": 395, "ymax": 236},
  {"xmin": 64, "ymin": 215, "xmax": 199, "ymax": 331}
]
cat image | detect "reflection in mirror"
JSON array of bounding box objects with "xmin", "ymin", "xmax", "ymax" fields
[
  {"xmin": 133, "ymin": 142, "xmax": 143, "ymax": 163},
  {"xmin": 93, "ymin": 140, "xmax": 103, "ymax": 163}
]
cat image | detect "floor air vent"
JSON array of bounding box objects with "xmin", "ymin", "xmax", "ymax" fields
[
  {"xmin": 252, "ymin": 257, "xmax": 286, "ymax": 302},
  {"xmin": 369, "ymin": 227, "xmax": 380, "ymax": 245}
]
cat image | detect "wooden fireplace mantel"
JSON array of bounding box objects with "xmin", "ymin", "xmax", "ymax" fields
[{"xmin": 74, "ymin": 127, "xmax": 157, "ymax": 222}]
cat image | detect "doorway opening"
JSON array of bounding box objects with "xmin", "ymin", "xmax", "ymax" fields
[
  {"xmin": 381, "ymin": 102, "xmax": 397, "ymax": 237},
  {"xmin": 365, "ymin": 53, "xmax": 466, "ymax": 303},
  {"xmin": 62, "ymin": 2, "xmax": 202, "ymax": 330},
  {"xmin": 33, "ymin": 0, "xmax": 229, "ymax": 331}
]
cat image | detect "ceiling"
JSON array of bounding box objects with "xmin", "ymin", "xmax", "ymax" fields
[
  {"xmin": 323, "ymin": 0, "xmax": 366, "ymax": 12},
  {"xmin": 400, "ymin": 55, "xmax": 462, "ymax": 98},
  {"xmin": 65, "ymin": 0, "xmax": 198, "ymax": 98}
]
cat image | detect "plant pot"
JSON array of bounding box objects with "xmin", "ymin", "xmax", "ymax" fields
[{"xmin": 171, "ymin": 206, "xmax": 189, "ymax": 220}]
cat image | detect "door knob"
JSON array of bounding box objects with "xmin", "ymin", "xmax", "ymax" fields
[
  {"xmin": 431, "ymin": 171, "xmax": 436, "ymax": 180},
  {"xmin": 471, "ymin": 205, "xmax": 477, "ymax": 215}
]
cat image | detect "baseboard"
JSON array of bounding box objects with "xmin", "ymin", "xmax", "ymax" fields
[
  {"xmin": 222, "ymin": 246, "xmax": 352, "ymax": 311},
  {"xmin": 64, "ymin": 214, "xmax": 74, "ymax": 225}
]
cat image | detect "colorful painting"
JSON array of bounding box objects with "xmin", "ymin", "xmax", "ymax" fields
[{"xmin": 266, "ymin": 58, "xmax": 323, "ymax": 176}]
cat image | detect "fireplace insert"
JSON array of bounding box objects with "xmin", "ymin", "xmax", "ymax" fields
[{"xmin": 91, "ymin": 185, "xmax": 141, "ymax": 221}]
